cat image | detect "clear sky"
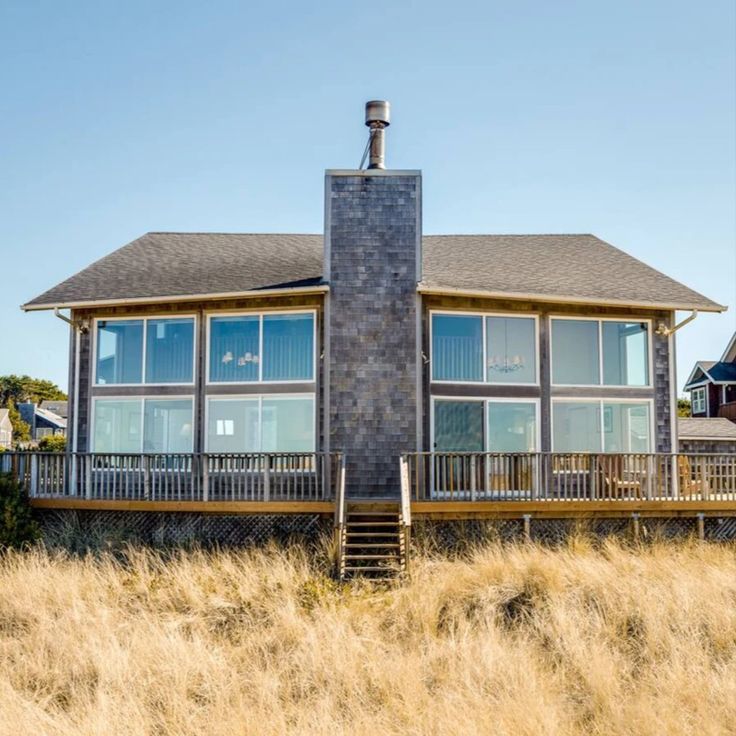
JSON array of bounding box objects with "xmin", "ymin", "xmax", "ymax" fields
[{"xmin": 1, "ymin": 0, "xmax": 734, "ymax": 393}]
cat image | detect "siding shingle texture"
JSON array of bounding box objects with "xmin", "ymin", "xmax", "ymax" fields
[{"xmin": 327, "ymin": 174, "xmax": 420, "ymax": 497}]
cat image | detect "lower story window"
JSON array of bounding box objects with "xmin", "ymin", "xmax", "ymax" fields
[
  {"xmin": 552, "ymin": 400, "xmax": 651, "ymax": 453},
  {"xmin": 206, "ymin": 395, "xmax": 315, "ymax": 453},
  {"xmin": 433, "ymin": 399, "xmax": 539, "ymax": 452},
  {"xmin": 92, "ymin": 398, "xmax": 194, "ymax": 453}
]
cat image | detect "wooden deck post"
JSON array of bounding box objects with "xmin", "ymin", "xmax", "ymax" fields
[
  {"xmin": 263, "ymin": 455, "xmax": 271, "ymax": 502},
  {"xmin": 697, "ymin": 512, "xmax": 705, "ymax": 541},
  {"xmin": 522, "ymin": 514, "xmax": 531, "ymax": 541},
  {"xmin": 631, "ymin": 513, "xmax": 640, "ymax": 542},
  {"xmin": 202, "ymin": 455, "xmax": 209, "ymax": 503},
  {"xmin": 84, "ymin": 457, "xmax": 92, "ymax": 500},
  {"xmin": 29, "ymin": 454, "xmax": 39, "ymax": 497}
]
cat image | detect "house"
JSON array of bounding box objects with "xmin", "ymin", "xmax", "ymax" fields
[
  {"xmin": 678, "ymin": 417, "xmax": 736, "ymax": 454},
  {"xmin": 9, "ymin": 101, "xmax": 736, "ymax": 564},
  {"xmin": 39, "ymin": 400, "xmax": 69, "ymax": 421},
  {"xmin": 684, "ymin": 332, "xmax": 736, "ymax": 422},
  {"xmin": 0, "ymin": 409, "xmax": 12, "ymax": 449},
  {"xmin": 17, "ymin": 402, "xmax": 67, "ymax": 440}
]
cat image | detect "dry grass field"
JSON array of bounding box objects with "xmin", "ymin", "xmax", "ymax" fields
[{"xmin": 1, "ymin": 536, "xmax": 735, "ymax": 736}]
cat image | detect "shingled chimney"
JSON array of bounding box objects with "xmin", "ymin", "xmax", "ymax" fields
[{"xmin": 324, "ymin": 102, "xmax": 422, "ymax": 497}]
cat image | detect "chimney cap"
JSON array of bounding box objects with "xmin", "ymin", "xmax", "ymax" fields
[{"xmin": 365, "ymin": 100, "xmax": 390, "ymax": 127}]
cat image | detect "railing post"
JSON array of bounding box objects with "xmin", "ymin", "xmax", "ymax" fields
[
  {"xmin": 202, "ymin": 454, "xmax": 209, "ymax": 502},
  {"xmin": 671, "ymin": 454, "xmax": 680, "ymax": 500},
  {"xmin": 470, "ymin": 454, "xmax": 477, "ymax": 502},
  {"xmin": 263, "ymin": 454, "xmax": 271, "ymax": 502},
  {"xmin": 69, "ymin": 454, "xmax": 78, "ymax": 496},
  {"xmin": 143, "ymin": 455, "xmax": 151, "ymax": 500},
  {"xmin": 29, "ymin": 454, "xmax": 39, "ymax": 497},
  {"xmin": 85, "ymin": 456, "xmax": 92, "ymax": 500}
]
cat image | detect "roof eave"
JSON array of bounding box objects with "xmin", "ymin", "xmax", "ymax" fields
[
  {"xmin": 21, "ymin": 284, "xmax": 330, "ymax": 312},
  {"xmin": 416, "ymin": 284, "xmax": 727, "ymax": 313}
]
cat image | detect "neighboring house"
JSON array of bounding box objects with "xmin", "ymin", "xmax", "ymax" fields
[
  {"xmin": 0, "ymin": 409, "xmax": 12, "ymax": 449},
  {"xmin": 20, "ymin": 103, "xmax": 728, "ymax": 499},
  {"xmin": 678, "ymin": 417, "xmax": 736, "ymax": 454},
  {"xmin": 18, "ymin": 402, "xmax": 67, "ymax": 440},
  {"xmin": 39, "ymin": 400, "xmax": 68, "ymax": 421},
  {"xmin": 684, "ymin": 332, "xmax": 736, "ymax": 422}
]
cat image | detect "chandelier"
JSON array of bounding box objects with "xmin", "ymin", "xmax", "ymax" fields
[
  {"xmin": 487, "ymin": 355, "xmax": 525, "ymax": 373},
  {"xmin": 487, "ymin": 318, "xmax": 525, "ymax": 373}
]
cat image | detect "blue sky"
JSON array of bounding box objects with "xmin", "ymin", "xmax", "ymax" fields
[{"xmin": 1, "ymin": 0, "xmax": 734, "ymax": 393}]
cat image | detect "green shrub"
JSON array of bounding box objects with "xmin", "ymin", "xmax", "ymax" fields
[
  {"xmin": 38, "ymin": 435, "xmax": 66, "ymax": 452},
  {"xmin": 0, "ymin": 472, "xmax": 40, "ymax": 549}
]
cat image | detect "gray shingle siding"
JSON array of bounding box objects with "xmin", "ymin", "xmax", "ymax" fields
[{"xmin": 325, "ymin": 173, "xmax": 421, "ymax": 497}]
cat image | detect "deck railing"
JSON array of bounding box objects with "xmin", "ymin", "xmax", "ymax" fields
[
  {"xmin": 0, "ymin": 452, "xmax": 343, "ymax": 503},
  {"xmin": 718, "ymin": 402, "xmax": 736, "ymax": 422},
  {"xmin": 402, "ymin": 452, "xmax": 736, "ymax": 502}
]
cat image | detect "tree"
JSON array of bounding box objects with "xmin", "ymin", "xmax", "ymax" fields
[
  {"xmin": 0, "ymin": 375, "xmax": 67, "ymax": 407},
  {"xmin": 6, "ymin": 400, "xmax": 30, "ymax": 446},
  {"xmin": 38, "ymin": 435, "xmax": 66, "ymax": 452},
  {"xmin": 0, "ymin": 472, "xmax": 40, "ymax": 548},
  {"xmin": 677, "ymin": 397, "xmax": 691, "ymax": 418}
]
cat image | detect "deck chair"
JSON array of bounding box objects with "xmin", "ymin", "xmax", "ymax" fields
[
  {"xmin": 598, "ymin": 456, "xmax": 643, "ymax": 500},
  {"xmin": 677, "ymin": 456, "xmax": 710, "ymax": 499}
]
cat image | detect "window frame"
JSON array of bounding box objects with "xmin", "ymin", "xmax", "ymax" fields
[
  {"xmin": 550, "ymin": 315, "xmax": 653, "ymax": 388},
  {"xmin": 550, "ymin": 397, "xmax": 655, "ymax": 453},
  {"xmin": 429, "ymin": 310, "xmax": 540, "ymax": 387},
  {"xmin": 92, "ymin": 315, "xmax": 197, "ymax": 387},
  {"xmin": 205, "ymin": 309, "xmax": 317, "ymax": 385},
  {"xmin": 90, "ymin": 395, "xmax": 195, "ymax": 453},
  {"xmin": 430, "ymin": 396, "xmax": 541, "ymax": 452},
  {"xmin": 204, "ymin": 393, "xmax": 317, "ymax": 452},
  {"xmin": 691, "ymin": 387, "xmax": 706, "ymax": 414}
]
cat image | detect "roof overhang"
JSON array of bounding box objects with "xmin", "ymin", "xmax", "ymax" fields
[
  {"xmin": 21, "ymin": 284, "xmax": 330, "ymax": 312},
  {"xmin": 416, "ymin": 284, "xmax": 727, "ymax": 313},
  {"xmin": 679, "ymin": 435, "xmax": 736, "ymax": 442}
]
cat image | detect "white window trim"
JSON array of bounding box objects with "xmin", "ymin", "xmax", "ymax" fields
[
  {"xmin": 691, "ymin": 387, "xmax": 707, "ymax": 415},
  {"xmin": 93, "ymin": 315, "xmax": 197, "ymax": 388},
  {"xmin": 429, "ymin": 310, "xmax": 540, "ymax": 387},
  {"xmin": 549, "ymin": 315, "xmax": 653, "ymax": 389},
  {"xmin": 430, "ymin": 396, "xmax": 541, "ymax": 452},
  {"xmin": 90, "ymin": 396, "xmax": 195, "ymax": 453},
  {"xmin": 550, "ymin": 397, "xmax": 655, "ymax": 453},
  {"xmin": 204, "ymin": 393, "xmax": 317, "ymax": 452},
  {"xmin": 205, "ymin": 309, "xmax": 317, "ymax": 385}
]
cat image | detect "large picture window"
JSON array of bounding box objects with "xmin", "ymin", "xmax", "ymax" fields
[
  {"xmin": 433, "ymin": 399, "xmax": 539, "ymax": 452},
  {"xmin": 95, "ymin": 317, "xmax": 195, "ymax": 385},
  {"xmin": 552, "ymin": 400, "xmax": 651, "ymax": 453},
  {"xmin": 431, "ymin": 312, "xmax": 537, "ymax": 384},
  {"xmin": 206, "ymin": 396, "xmax": 315, "ymax": 453},
  {"xmin": 208, "ymin": 312, "xmax": 315, "ymax": 383},
  {"xmin": 92, "ymin": 398, "xmax": 194, "ymax": 453},
  {"xmin": 551, "ymin": 318, "xmax": 650, "ymax": 386}
]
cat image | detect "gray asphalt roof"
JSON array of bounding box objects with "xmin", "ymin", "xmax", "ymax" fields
[
  {"xmin": 23, "ymin": 232, "xmax": 725, "ymax": 311},
  {"xmin": 678, "ymin": 418, "xmax": 736, "ymax": 441}
]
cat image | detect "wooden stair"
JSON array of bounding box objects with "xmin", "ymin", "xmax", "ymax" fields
[{"xmin": 338, "ymin": 502, "xmax": 408, "ymax": 580}]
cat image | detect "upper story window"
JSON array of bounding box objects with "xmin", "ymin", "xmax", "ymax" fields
[
  {"xmin": 551, "ymin": 318, "xmax": 650, "ymax": 387},
  {"xmin": 691, "ymin": 387, "xmax": 706, "ymax": 414},
  {"xmin": 95, "ymin": 317, "xmax": 195, "ymax": 385},
  {"xmin": 208, "ymin": 311, "xmax": 315, "ymax": 384},
  {"xmin": 431, "ymin": 312, "xmax": 538, "ymax": 384}
]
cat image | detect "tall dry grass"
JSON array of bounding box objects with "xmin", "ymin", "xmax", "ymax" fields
[{"xmin": 1, "ymin": 537, "xmax": 735, "ymax": 736}]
